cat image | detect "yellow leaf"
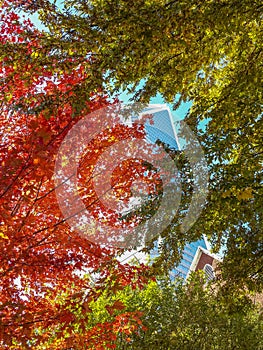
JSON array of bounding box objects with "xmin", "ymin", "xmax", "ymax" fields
[
  {"xmin": 62, "ymin": 155, "xmax": 69, "ymax": 167},
  {"xmin": 236, "ymin": 187, "xmax": 254, "ymax": 201},
  {"xmin": 0, "ymin": 232, "xmax": 8, "ymax": 240},
  {"xmin": 31, "ymin": 51, "xmax": 39, "ymax": 58}
]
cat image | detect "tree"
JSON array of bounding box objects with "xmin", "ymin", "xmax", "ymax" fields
[
  {"xmin": 0, "ymin": 6, "xmax": 153, "ymax": 348},
  {"xmin": 67, "ymin": 272, "xmax": 263, "ymax": 350},
  {"xmin": 13, "ymin": 0, "xmax": 262, "ymax": 291},
  {"xmin": 127, "ymin": 273, "xmax": 263, "ymax": 349}
]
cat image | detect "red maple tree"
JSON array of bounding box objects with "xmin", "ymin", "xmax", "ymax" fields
[{"xmin": 0, "ymin": 4, "xmax": 152, "ymax": 348}]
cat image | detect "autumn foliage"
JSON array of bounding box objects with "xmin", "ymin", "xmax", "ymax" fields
[{"xmin": 0, "ymin": 5, "xmax": 150, "ymax": 348}]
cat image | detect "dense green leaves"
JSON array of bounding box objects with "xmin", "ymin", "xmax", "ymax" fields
[{"xmin": 75, "ymin": 274, "xmax": 263, "ymax": 349}]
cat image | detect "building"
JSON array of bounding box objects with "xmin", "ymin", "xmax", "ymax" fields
[
  {"xmin": 186, "ymin": 245, "xmax": 222, "ymax": 281},
  {"xmin": 186, "ymin": 246, "xmax": 263, "ymax": 310},
  {"xmin": 172, "ymin": 238, "xmax": 210, "ymax": 280},
  {"xmin": 121, "ymin": 104, "xmax": 209, "ymax": 280},
  {"xmin": 131, "ymin": 104, "xmax": 180, "ymax": 151}
]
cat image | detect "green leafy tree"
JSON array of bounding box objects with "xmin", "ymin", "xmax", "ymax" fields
[
  {"xmin": 122, "ymin": 274, "xmax": 263, "ymax": 350},
  {"xmin": 59, "ymin": 273, "xmax": 263, "ymax": 349}
]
